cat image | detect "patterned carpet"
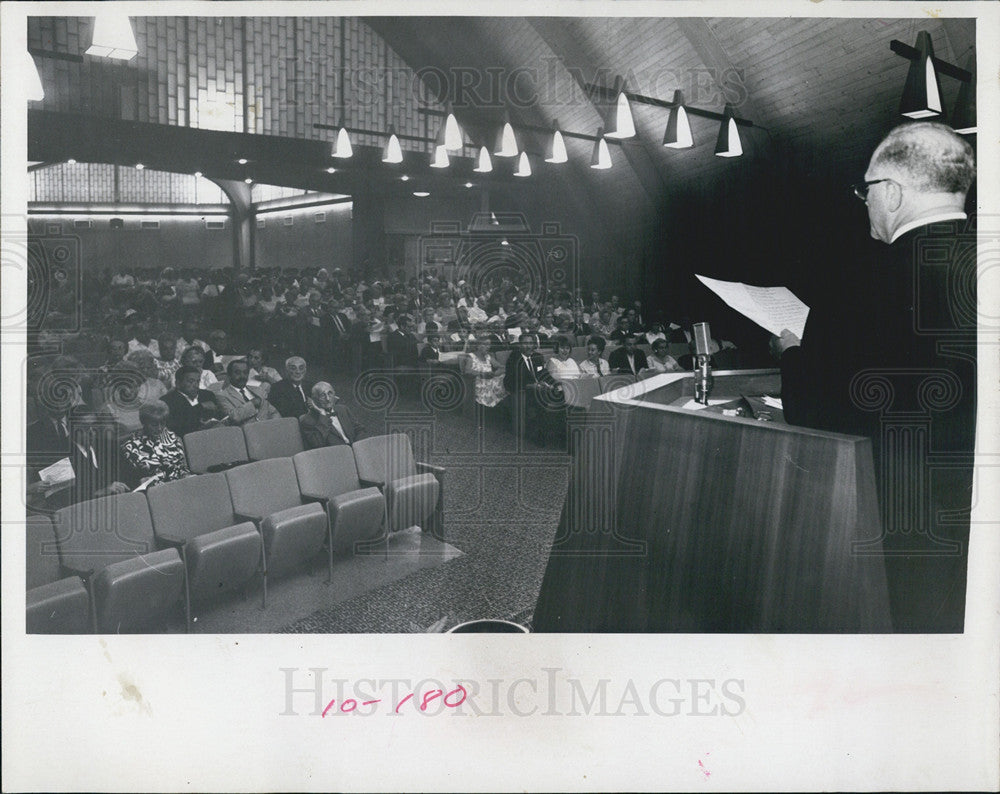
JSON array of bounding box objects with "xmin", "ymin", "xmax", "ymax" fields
[{"xmin": 278, "ymin": 372, "xmax": 570, "ymax": 633}]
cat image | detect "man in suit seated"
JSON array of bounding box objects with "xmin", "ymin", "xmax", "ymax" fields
[
  {"xmin": 503, "ymin": 333, "xmax": 563, "ymax": 445},
  {"xmin": 161, "ymin": 365, "xmax": 225, "ymax": 438},
  {"xmin": 267, "ymin": 356, "xmax": 314, "ymax": 419},
  {"xmin": 387, "ymin": 314, "xmax": 420, "ymax": 368},
  {"xmin": 418, "ymin": 333, "xmax": 443, "ymax": 365},
  {"xmin": 608, "ymin": 333, "xmax": 648, "ymax": 377},
  {"xmin": 215, "ymin": 359, "xmax": 280, "ymax": 425},
  {"xmin": 299, "ymin": 381, "xmax": 366, "ymax": 449}
]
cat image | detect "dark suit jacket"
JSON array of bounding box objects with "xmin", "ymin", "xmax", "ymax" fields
[
  {"xmin": 387, "ymin": 330, "xmax": 419, "ymax": 367},
  {"xmin": 779, "ymin": 221, "xmax": 975, "ymax": 632},
  {"xmin": 268, "ymin": 378, "xmax": 315, "ymax": 419},
  {"xmin": 26, "ymin": 416, "xmax": 71, "ymax": 479},
  {"xmin": 298, "ymin": 404, "xmax": 363, "ymax": 448},
  {"xmin": 162, "ymin": 388, "xmax": 223, "ymax": 438},
  {"xmin": 418, "ymin": 345, "xmax": 441, "ymax": 363},
  {"xmin": 504, "ymin": 351, "xmax": 554, "ymax": 393},
  {"xmin": 608, "ymin": 347, "xmax": 648, "ymax": 376}
]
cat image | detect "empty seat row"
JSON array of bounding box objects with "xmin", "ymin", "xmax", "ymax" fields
[
  {"xmin": 183, "ymin": 416, "xmax": 304, "ymax": 474},
  {"xmin": 26, "ymin": 434, "xmax": 444, "ymax": 634}
]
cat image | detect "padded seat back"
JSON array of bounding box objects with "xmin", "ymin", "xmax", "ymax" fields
[
  {"xmin": 244, "ymin": 417, "xmax": 305, "ymax": 461},
  {"xmin": 293, "ymin": 446, "xmax": 363, "ymax": 501},
  {"xmin": 352, "ymin": 434, "xmax": 418, "ymax": 486},
  {"xmin": 184, "ymin": 426, "xmax": 248, "ymax": 474},
  {"xmin": 226, "ymin": 458, "xmax": 304, "ymax": 518},
  {"xmin": 53, "ymin": 493, "xmax": 157, "ymax": 575},
  {"xmin": 147, "ymin": 472, "xmax": 240, "ymax": 542},
  {"xmin": 26, "ymin": 514, "xmax": 61, "ymax": 590}
]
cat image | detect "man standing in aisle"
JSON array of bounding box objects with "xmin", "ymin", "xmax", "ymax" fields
[{"xmin": 771, "ymin": 121, "xmax": 976, "ymax": 632}]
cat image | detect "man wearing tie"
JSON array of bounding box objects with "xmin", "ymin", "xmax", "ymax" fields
[
  {"xmin": 298, "ymin": 382, "xmax": 365, "ymax": 448},
  {"xmin": 215, "ymin": 359, "xmax": 279, "ymax": 425},
  {"xmin": 267, "ymin": 356, "xmax": 315, "ymax": 419},
  {"xmin": 503, "ymin": 333, "xmax": 562, "ymax": 444}
]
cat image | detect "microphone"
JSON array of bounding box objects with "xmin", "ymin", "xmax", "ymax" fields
[{"xmin": 692, "ymin": 322, "xmax": 714, "ymax": 405}]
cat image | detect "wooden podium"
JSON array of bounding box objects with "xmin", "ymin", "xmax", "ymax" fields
[{"xmin": 533, "ymin": 370, "xmax": 893, "ymax": 632}]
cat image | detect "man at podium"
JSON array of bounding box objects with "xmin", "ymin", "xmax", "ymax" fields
[{"xmin": 772, "ymin": 121, "xmax": 976, "ymax": 632}]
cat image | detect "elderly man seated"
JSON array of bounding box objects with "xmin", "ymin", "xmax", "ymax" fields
[
  {"xmin": 267, "ymin": 356, "xmax": 314, "ymax": 418},
  {"xmin": 215, "ymin": 358, "xmax": 280, "ymax": 425},
  {"xmin": 299, "ymin": 382, "xmax": 366, "ymax": 448}
]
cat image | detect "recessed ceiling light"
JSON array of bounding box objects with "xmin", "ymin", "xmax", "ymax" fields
[
  {"xmin": 412, "ymin": 191, "xmax": 430, "ymax": 198},
  {"xmin": 400, "ymin": 175, "xmax": 410, "ymax": 182},
  {"xmin": 464, "ymin": 182, "xmax": 474, "ymax": 188},
  {"xmin": 237, "ymin": 158, "xmax": 248, "ymax": 165},
  {"xmin": 244, "ymin": 178, "xmax": 253, "ymax": 184},
  {"xmin": 67, "ymin": 158, "xmax": 77, "ymax": 165},
  {"xmin": 194, "ymin": 171, "xmax": 203, "ymax": 178},
  {"xmin": 325, "ymin": 167, "xmax": 337, "ymax": 174},
  {"xmin": 135, "ymin": 163, "xmax": 145, "ymax": 170}
]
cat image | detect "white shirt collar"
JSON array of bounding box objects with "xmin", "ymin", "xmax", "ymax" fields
[
  {"xmin": 181, "ymin": 392, "xmax": 199, "ymax": 406},
  {"xmin": 890, "ymin": 211, "xmax": 967, "ymax": 243}
]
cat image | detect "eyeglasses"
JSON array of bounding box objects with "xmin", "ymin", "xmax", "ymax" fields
[{"xmin": 850, "ymin": 178, "xmax": 892, "ymax": 202}]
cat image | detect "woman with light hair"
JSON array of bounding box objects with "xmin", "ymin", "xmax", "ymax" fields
[{"xmin": 120, "ymin": 400, "xmax": 190, "ymax": 488}]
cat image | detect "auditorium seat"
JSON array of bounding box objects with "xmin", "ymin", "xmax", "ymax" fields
[
  {"xmin": 53, "ymin": 493, "xmax": 185, "ymax": 633},
  {"xmin": 184, "ymin": 425, "xmax": 250, "ymax": 473},
  {"xmin": 26, "ymin": 513, "xmax": 90, "ymax": 634},
  {"xmin": 351, "ymin": 434, "xmax": 444, "ymax": 541},
  {"xmin": 292, "ymin": 446, "xmax": 385, "ymax": 578},
  {"xmin": 226, "ymin": 458, "xmax": 328, "ymax": 606},
  {"xmin": 243, "ymin": 416, "xmax": 305, "ymax": 461},
  {"xmin": 146, "ymin": 473, "xmax": 262, "ymax": 629}
]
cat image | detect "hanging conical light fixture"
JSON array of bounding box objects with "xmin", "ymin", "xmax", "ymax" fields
[
  {"xmin": 382, "ymin": 126, "xmax": 403, "ymax": 163},
  {"xmin": 899, "ymin": 31, "xmax": 943, "ymax": 119},
  {"xmin": 86, "ymin": 14, "xmax": 139, "ymax": 60},
  {"xmin": 494, "ymin": 116, "xmax": 519, "ymax": 157},
  {"xmin": 951, "ymin": 52, "xmax": 976, "ymax": 134},
  {"xmin": 474, "ymin": 145, "xmax": 493, "ymax": 173},
  {"xmin": 332, "ymin": 121, "xmax": 353, "ymax": 158},
  {"xmin": 606, "ymin": 83, "xmax": 636, "ymax": 139},
  {"xmin": 714, "ymin": 105, "xmax": 743, "ymax": 158},
  {"xmin": 590, "ymin": 127, "xmax": 612, "ymax": 169},
  {"xmin": 662, "ymin": 90, "xmax": 693, "ymax": 148},
  {"xmin": 514, "ymin": 152, "xmax": 531, "ymax": 177},
  {"xmin": 430, "ymin": 143, "xmax": 450, "ymax": 169},
  {"xmin": 442, "ymin": 106, "xmax": 463, "ymax": 150},
  {"xmin": 545, "ymin": 121, "xmax": 568, "ymax": 163},
  {"xmin": 25, "ymin": 50, "xmax": 44, "ymax": 101}
]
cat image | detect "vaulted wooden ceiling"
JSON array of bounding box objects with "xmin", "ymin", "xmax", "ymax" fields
[{"xmin": 28, "ymin": 15, "xmax": 975, "ymax": 214}]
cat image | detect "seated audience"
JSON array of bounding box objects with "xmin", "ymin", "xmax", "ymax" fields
[
  {"xmin": 387, "ymin": 314, "xmax": 420, "ymax": 367},
  {"xmin": 161, "ymin": 365, "xmax": 224, "ymax": 438},
  {"xmin": 299, "ymin": 381, "xmax": 365, "ymax": 448},
  {"xmin": 547, "ymin": 336, "xmax": 582, "ymax": 380},
  {"xmin": 419, "ymin": 334, "xmax": 443, "ymax": 364},
  {"xmin": 246, "ymin": 347, "xmax": 282, "ymax": 391},
  {"xmin": 578, "ymin": 336, "xmax": 611, "ymax": 377},
  {"xmin": 215, "ymin": 358, "xmax": 279, "ymax": 425},
  {"xmin": 179, "ymin": 345, "xmax": 218, "ymax": 390},
  {"xmin": 65, "ymin": 405, "xmax": 129, "ymax": 504},
  {"xmin": 608, "ymin": 333, "xmax": 648, "ymax": 377},
  {"xmin": 268, "ymin": 356, "xmax": 314, "ymax": 418},
  {"xmin": 155, "ymin": 330, "xmax": 181, "ymax": 389},
  {"xmin": 462, "ymin": 335, "xmax": 508, "ymax": 409},
  {"xmin": 641, "ymin": 338, "xmax": 683, "ymax": 377},
  {"xmin": 121, "ymin": 401, "xmax": 192, "ymax": 487}
]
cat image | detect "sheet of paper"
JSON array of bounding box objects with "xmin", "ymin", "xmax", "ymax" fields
[
  {"xmin": 696, "ymin": 274, "xmax": 810, "ymax": 338},
  {"xmin": 38, "ymin": 456, "xmax": 74, "ymax": 485}
]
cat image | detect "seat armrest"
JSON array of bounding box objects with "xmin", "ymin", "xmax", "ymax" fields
[
  {"xmin": 415, "ymin": 461, "xmax": 445, "ymax": 479},
  {"xmin": 155, "ymin": 532, "xmax": 188, "ymax": 548},
  {"xmin": 359, "ymin": 477, "xmax": 386, "ymax": 489},
  {"xmin": 299, "ymin": 491, "xmax": 330, "ymax": 507},
  {"xmin": 234, "ymin": 512, "xmax": 264, "ymax": 526}
]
